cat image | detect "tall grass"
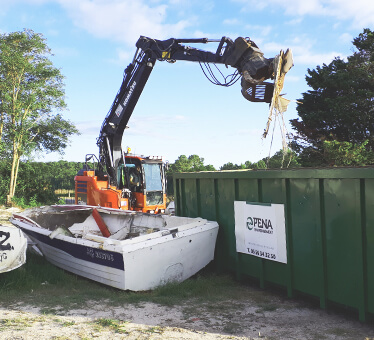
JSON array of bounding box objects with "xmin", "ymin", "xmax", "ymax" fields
[
  {"xmin": 1, "ymin": 253, "xmax": 69, "ymax": 291},
  {"xmin": 0, "ymin": 252, "xmax": 116, "ymax": 308},
  {"xmin": 0, "ymin": 252, "xmax": 255, "ymax": 310}
]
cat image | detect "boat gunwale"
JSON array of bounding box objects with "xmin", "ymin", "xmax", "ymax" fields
[{"xmin": 10, "ymin": 208, "xmax": 219, "ymax": 251}]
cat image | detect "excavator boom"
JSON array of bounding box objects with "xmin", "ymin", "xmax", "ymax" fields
[
  {"xmin": 76, "ymin": 35, "xmax": 292, "ymax": 212},
  {"xmin": 98, "ymin": 36, "xmax": 277, "ymax": 186}
]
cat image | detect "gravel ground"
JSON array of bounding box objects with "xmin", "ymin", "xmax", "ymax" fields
[
  {"xmin": 1, "ymin": 297, "xmax": 374, "ymax": 340},
  {"xmin": 0, "ymin": 206, "xmax": 22, "ymax": 226}
]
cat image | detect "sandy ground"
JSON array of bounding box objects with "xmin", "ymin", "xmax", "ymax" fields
[
  {"xmin": 1, "ymin": 206, "xmax": 374, "ymax": 339},
  {"xmin": 1, "ymin": 297, "xmax": 374, "ymax": 340},
  {"xmin": 0, "ymin": 206, "xmax": 22, "ymax": 227}
]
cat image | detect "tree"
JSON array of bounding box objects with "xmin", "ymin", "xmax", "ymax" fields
[
  {"xmin": 290, "ymin": 28, "xmax": 374, "ymax": 166},
  {"xmin": 220, "ymin": 150, "xmax": 300, "ymax": 170},
  {"xmin": 0, "ymin": 29, "xmax": 79, "ymax": 204},
  {"xmin": 168, "ymin": 155, "xmax": 216, "ymax": 174},
  {"xmin": 265, "ymin": 149, "xmax": 301, "ymax": 168},
  {"xmin": 322, "ymin": 140, "xmax": 374, "ymax": 166},
  {"xmin": 0, "ymin": 160, "xmax": 89, "ymax": 205},
  {"xmin": 220, "ymin": 162, "xmax": 246, "ymax": 170},
  {"xmin": 251, "ymin": 160, "xmax": 267, "ymax": 169}
]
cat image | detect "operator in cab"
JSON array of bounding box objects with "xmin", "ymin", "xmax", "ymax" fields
[{"xmin": 129, "ymin": 166, "xmax": 141, "ymax": 191}]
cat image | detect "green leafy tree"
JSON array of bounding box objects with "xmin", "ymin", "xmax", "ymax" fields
[
  {"xmin": 0, "ymin": 29, "xmax": 79, "ymax": 204},
  {"xmin": 265, "ymin": 149, "xmax": 301, "ymax": 168},
  {"xmin": 0, "ymin": 161, "xmax": 11, "ymax": 204},
  {"xmin": 290, "ymin": 28, "xmax": 374, "ymax": 166},
  {"xmin": 219, "ymin": 151, "xmax": 300, "ymax": 171},
  {"xmin": 220, "ymin": 162, "xmax": 247, "ymax": 170},
  {"xmin": 251, "ymin": 159, "xmax": 267, "ymax": 169},
  {"xmin": 322, "ymin": 140, "xmax": 374, "ymax": 166},
  {"xmin": 168, "ymin": 154, "xmax": 216, "ymax": 174},
  {"xmin": 0, "ymin": 160, "xmax": 87, "ymax": 205},
  {"xmin": 244, "ymin": 161, "xmax": 253, "ymax": 169}
]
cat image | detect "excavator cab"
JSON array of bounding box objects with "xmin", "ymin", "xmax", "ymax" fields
[
  {"xmin": 75, "ymin": 153, "xmax": 167, "ymax": 213},
  {"xmin": 119, "ymin": 154, "xmax": 167, "ymax": 213}
]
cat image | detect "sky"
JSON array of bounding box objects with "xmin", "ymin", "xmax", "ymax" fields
[{"xmin": 1, "ymin": 0, "xmax": 374, "ymax": 169}]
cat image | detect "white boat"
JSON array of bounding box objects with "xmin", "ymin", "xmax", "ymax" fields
[
  {"xmin": 10, "ymin": 205, "xmax": 219, "ymax": 291},
  {"xmin": 0, "ymin": 224, "xmax": 27, "ymax": 273}
]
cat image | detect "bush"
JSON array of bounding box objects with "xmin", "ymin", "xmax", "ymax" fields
[{"xmin": 0, "ymin": 160, "xmax": 82, "ymax": 205}]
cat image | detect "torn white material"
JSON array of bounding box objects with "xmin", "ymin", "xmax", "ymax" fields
[{"xmin": 263, "ymin": 48, "xmax": 294, "ymax": 151}]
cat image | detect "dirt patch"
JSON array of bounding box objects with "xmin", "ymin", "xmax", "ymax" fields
[
  {"xmin": 0, "ymin": 206, "xmax": 22, "ymax": 227},
  {"xmin": 1, "ymin": 295, "xmax": 374, "ymax": 339}
]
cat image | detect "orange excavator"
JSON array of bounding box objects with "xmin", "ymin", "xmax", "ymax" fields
[{"xmin": 75, "ymin": 35, "xmax": 292, "ymax": 213}]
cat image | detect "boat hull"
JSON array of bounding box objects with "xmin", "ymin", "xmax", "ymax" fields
[
  {"xmin": 23, "ymin": 227, "xmax": 126, "ymax": 289},
  {"xmin": 11, "ymin": 205, "xmax": 218, "ymax": 291}
]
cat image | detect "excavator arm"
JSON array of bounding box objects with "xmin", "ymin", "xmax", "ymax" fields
[
  {"xmin": 97, "ymin": 36, "xmax": 283, "ymax": 186},
  {"xmin": 97, "ymin": 46, "xmax": 155, "ymax": 185}
]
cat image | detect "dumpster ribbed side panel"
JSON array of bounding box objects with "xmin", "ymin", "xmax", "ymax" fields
[
  {"xmin": 366, "ymin": 179, "xmax": 374, "ymax": 315},
  {"xmin": 182, "ymin": 178, "xmax": 199, "ymax": 217},
  {"xmin": 288, "ymin": 178, "xmax": 324, "ymax": 299},
  {"xmin": 234, "ymin": 178, "xmax": 262, "ymax": 282},
  {"xmin": 214, "ymin": 179, "xmax": 237, "ymax": 271},
  {"xmin": 261, "ymin": 179, "xmax": 289, "ymax": 288},
  {"xmin": 173, "ymin": 168, "xmax": 374, "ymax": 321},
  {"xmin": 323, "ymin": 179, "xmax": 364, "ymax": 310},
  {"xmin": 198, "ymin": 178, "xmax": 216, "ymax": 221}
]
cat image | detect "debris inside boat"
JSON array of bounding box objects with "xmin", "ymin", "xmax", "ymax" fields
[
  {"xmin": 10, "ymin": 205, "xmax": 219, "ymax": 291},
  {"xmin": 0, "ymin": 224, "xmax": 27, "ymax": 274}
]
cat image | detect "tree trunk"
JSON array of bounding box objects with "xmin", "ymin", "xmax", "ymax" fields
[
  {"xmin": 7, "ymin": 141, "xmax": 20, "ymax": 206},
  {"xmin": 0, "ymin": 112, "xmax": 3, "ymax": 141},
  {"xmin": 11, "ymin": 156, "xmax": 20, "ymax": 197},
  {"xmin": 6, "ymin": 195, "xmax": 12, "ymax": 207}
]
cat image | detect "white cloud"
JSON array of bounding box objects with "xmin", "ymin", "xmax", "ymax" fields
[
  {"xmin": 264, "ymin": 35, "xmax": 344, "ymax": 66},
  {"xmin": 75, "ymin": 119, "xmax": 103, "ymax": 135},
  {"xmin": 190, "ymin": 30, "xmax": 219, "ymax": 40},
  {"xmin": 285, "ymin": 18, "xmax": 303, "ymax": 25},
  {"xmin": 234, "ymin": 0, "xmax": 326, "ymax": 15},
  {"xmin": 52, "ymin": 46, "xmax": 79, "ymax": 58},
  {"xmin": 281, "ymin": 0, "xmax": 326, "ymax": 16},
  {"xmin": 327, "ymin": 0, "xmax": 374, "ymax": 27},
  {"xmin": 290, "ymin": 36, "xmax": 340, "ymax": 64},
  {"xmin": 295, "ymin": 51, "xmax": 342, "ymax": 66},
  {"xmin": 234, "ymin": 0, "xmax": 374, "ymax": 28},
  {"xmin": 282, "ymin": 75, "xmax": 300, "ymax": 83},
  {"xmin": 56, "ymin": 0, "xmax": 191, "ymax": 46},
  {"xmin": 244, "ymin": 24, "xmax": 272, "ymax": 37},
  {"xmin": 262, "ymin": 42, "xmax": 287, "ymax": 54},
  {"xmin": 339, "ymin": 33, "xmax": 352, "ymax": 45},
  {"xmin": 223, "ymin": 18, "xmax": 240, "ymax": 26},
  {"xmin": 112, "ymin": 49, "xmax": 132, "ymax": 65},
  {"xmin": 235, "ymin": 0, "xmax": 267, "ymax": 11},
  {"xmin": 7, "ymin": 0, "xmax": 50, "ymax": 3}
]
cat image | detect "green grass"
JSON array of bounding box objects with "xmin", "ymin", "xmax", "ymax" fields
[
  {"xmin": 0, "ymin": 317, "xmax": 33, "ymax": 331},
  {"xmin": 93, "ymin": 318, "xmax": 128, "ymax": 334},
  {"xmin": 0, "ymin": 252, "xmax": 118, "ymax": 307},
  {"xmin": 0, "ymin": 251, "xmax": 272, "ymax": 313}
]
